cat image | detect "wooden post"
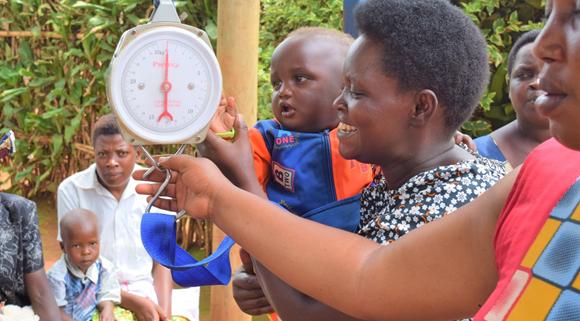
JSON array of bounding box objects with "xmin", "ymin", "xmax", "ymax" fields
[
  {"xmin": 211, "ymin": 1, "xmax": 259, "ymax": 321},
  {"xmin": 216, "ymin": 0, "xmax": 260, "ymax": 126}
]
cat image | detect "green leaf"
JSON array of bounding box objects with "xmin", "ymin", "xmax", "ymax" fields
[
  {"xmin": 28, "ymin": 76, "xmax": 55, "ymax": 88},
  {"xmin": 15, "ymin": 166, "xmax": 33, "ymax": 183},
  {"xmin": 18, "ymin": 68, "xmax": 33, "ymax": 78},
  {"xmin": 205, "ymin": 21, "xmax": 217, "ymax": 41},
  {"xmin": 51, "ymin": 134, "xmax": 64, "ymax": 160},
  {"xmin": 41, "ymin": 108, "xmax": 65, "ymax": 120},
  {"xmin": 64, "ymin": 111, "xmax": 83, "ymax": 143},
  {"xmin": 18, "ymin": 40, "xmax": 34, "ymax": 67},
  {"xmin": 0, "ymin": 68, "xmax": 20, "ymax": 81},
  {"xmin": 489, "ymin": 63, "xmax": 508, "ymax": 103},
  {"xmin": 72, "ymin": 1, "xmax": 110, "ymax": 12},
  {"xmin": 0, "ymin": 87, "xmax": 28, "ymax": 102},
  {"xmin": 462, "ymin": 120, "xmax": 493, "ymax": 137}
]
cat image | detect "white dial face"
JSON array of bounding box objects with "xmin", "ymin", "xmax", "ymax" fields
[
  {"xmin": 109, "ymin": 26, "xmax": 221, "ymax": 144},
  {"xmin": 122, "ymin": 39, "xmax": 209, "ymax": 132}
]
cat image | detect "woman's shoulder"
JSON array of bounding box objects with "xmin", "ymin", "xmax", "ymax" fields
[
  {"xmin": 520, "ymin": 138, "xmax": 580, "ymax": 178},
  {"xmin": 408, "ymin": 155, "xmax": 507, "ymax": 188},
  {"xmin": 0, "ymin": 192, "xmax": 35, "ymax": 209},
  {"xmin": 0, "ymin": 193, "xmax": 37, "ymax": 223}
]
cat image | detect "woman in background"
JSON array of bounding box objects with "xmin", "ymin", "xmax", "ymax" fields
[{"xmin": 475, "ymin": 30, "xmax": 551, "ymax": 167}]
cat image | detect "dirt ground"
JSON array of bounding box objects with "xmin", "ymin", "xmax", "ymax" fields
[{"xmin": 36, "ymin": 196, "xmax": 61, "ymax": 269}]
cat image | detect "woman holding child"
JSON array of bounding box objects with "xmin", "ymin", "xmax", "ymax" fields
[
  {"xmin": 137, "ymin": 0, "xmax": 580, "ymax": 320},
  {"xmin": 205, "ymin": 1, "xmax": 504, "ymax": 319}
]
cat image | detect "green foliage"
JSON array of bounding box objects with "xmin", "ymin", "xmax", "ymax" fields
[
  {"xmin": 256, "ymin": 1, "xmax": 544, "ymax": 136},
  {"xmin": 1, "ymin": 0, "xmax": 546, "ymax": 196},
  {"xmin": 0, "ymin": 0, "xmax": 217, "ymax": 197},
  {"xmin": 257, "ymin": 0, "xmax": 343, "ymax": 120}
]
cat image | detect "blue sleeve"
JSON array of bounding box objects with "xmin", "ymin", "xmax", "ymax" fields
[{"xmin": 474, "ymin": 135, "xmax": 507, "ymax": 162}]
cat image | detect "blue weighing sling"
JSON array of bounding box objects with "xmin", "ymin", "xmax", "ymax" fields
[{"xmin": 140, "ymin": 194, "xmax": 362, "ymax": 287}]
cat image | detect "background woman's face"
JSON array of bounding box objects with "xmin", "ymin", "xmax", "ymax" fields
[
  {"xmin": 509, "ymin": 43, "xmax": 549, "ymax": 130},
  {"xmin": 533, "ymin": 0, "xmax": 580, "ymax": 150}
]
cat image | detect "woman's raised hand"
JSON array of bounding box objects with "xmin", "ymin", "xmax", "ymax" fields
[
  {"xmin": 133, "ymin": 155, "xmax": 232, "ymax": 219},
  {"xmin": 199, "ymin": 111, "xmax": 259, "ymax": 191}
]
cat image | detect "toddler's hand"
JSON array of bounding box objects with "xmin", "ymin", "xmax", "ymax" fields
[
  {"xmin": 453, "ymin": 131, "xmax": 476, "ymax": 152},
  {"xmin": 209, "ymin": 95, "xmax": 237, "ymax": 134},
  {"xmin": 98, "ymin": 301, "xmax": 115, "ymax": 321},
  {"xmin": 232, "ymin": 250, "xmax": 274, "ymax": 316},
  {"xmin": 198, "ymin": 115, "xmax": 258, "ymax": 190},
  {"xmin": 132, "ymin": 296, "xmax": 167, "ymax": 321}
]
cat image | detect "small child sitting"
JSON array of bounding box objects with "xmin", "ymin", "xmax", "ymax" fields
[{"xmin": 47, "ymin": 209, "xmax": 120, "ymax": 321}]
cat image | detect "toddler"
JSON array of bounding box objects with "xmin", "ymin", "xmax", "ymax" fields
[
  {"xmin": 47, "ymin": 209, "xmax": 120, "ymax": 321},
  {"xmin": 213, "ymin": 27, "xmax": 373, "ymax": 218}
]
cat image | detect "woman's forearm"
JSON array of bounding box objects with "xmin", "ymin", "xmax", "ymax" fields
[
  {"xmin": 24, "ymin": 269, "xmax": 61, "ymax": 321},
  {"xmin": 209, "ymin": 169, "xmax": 511, "ymax": 321},
  {"xmin": 210, "ymin": 186, "xmax": 381, "ymax": 319},
  {"xmin": 153, "ymin": 262, "xmax": 172, "ymax": 317},
  {"xmin": 253, "ymin": 260, "xmax": 365, "ymax": 321}
]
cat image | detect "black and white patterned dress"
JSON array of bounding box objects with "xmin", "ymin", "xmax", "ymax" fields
[
  {"xmin": 0, "ymin": 193, "xmax": 44, "ymax": 306},
  {"xmin": 357, "ymin": 156, "xmax": 507, "ymax": 244},
  {"xmin": 357, "ymin": 157, "xmax": 506, "ymax": 321}
]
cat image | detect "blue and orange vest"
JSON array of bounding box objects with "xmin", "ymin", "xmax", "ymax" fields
[{"xmin": 249, "ymin": 119, "xmax": 373, "ymax": 216}]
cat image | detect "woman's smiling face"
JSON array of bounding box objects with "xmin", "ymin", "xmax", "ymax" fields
[
  {"xmin": 533, "ymin": 0, "xmax": 580, "ymax": 150},
  {"xmin": 334, "ymin": 35, "xmax": 417, "ymax": 165}
]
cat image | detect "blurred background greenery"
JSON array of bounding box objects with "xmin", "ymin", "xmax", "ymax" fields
[{"xmin": 0, "ymin": 0, "xmax": 545, "ymax": 198}]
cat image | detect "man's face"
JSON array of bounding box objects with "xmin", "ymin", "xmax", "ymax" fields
[{"xmin": 94, "ymin": 134, "xmax": 136, "ymax": 191}]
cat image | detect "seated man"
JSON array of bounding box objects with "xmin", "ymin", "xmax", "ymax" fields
[
  {"xmin": 56, "ymin": 114, "xmax": 199, "ymax": 320},
  {"xmin": 0, "ymin": 130, "xmax": 60, "ymax": 321}
]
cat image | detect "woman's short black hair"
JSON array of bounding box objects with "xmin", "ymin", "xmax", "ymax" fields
[
  {"xmin": 91, "ymin": 114, "xmax": 122, "ymax": 146},
  {"xmin": 355, "ymin": 0, "xmax": 489, "ymax": 132},
  {"xmin": 507, "ymin": 29, "xmax": 541, "ymax": 76}
]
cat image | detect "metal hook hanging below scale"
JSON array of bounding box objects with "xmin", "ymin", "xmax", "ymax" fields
[{"xmin": 140, "ymin": 144, "xmax": 188, "ymax": 220}]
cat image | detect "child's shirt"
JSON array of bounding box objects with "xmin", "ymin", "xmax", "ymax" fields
[
  {"xmin": 249, "ymin": 119, "xmax": 373, "ymax": 215},
  {"xmin": 47, "ymin": 255, "xmax": 121, "ymax": 321}
]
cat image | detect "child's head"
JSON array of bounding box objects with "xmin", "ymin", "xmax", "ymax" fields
[
  {"xmin": 59, "ymin": 208, "xmax": 100, "ymax": 273},
  {"xmin": 333, "ymin": 0, "xmax": 488, "ymax": 164},
  {"xmin": 270, "ymin": 27, "xmax": 353, "ymax": 132},
  {"xmin": 354, "ymin": 0, "xmax": 489, "ymax": 134}
]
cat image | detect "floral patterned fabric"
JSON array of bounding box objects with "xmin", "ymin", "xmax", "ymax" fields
[
  {"xmin": 0, "ymin": 193, "xmax": 44, "ymax": 306},
  {"xmin": 357, "ymin": 156, "xmax": 507, "ymax": 244}
]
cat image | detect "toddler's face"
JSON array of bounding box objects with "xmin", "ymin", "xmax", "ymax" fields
[
  {"xmin": 63, "ymin": 223, "xmax": 100, "ymax": 274},
  {"xmin": 270, "ymin": 36, "xmax": 346, "ymax": 132}
]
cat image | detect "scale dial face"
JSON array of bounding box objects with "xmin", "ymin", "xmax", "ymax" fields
[{"xmin": 109, "ymin": 26, "xmax": 221, "ymax": 144}]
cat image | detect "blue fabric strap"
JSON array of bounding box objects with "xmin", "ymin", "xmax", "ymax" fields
[
  {"xmin": 302, "ymin": 194, "xmax": 361, "ymax": 232},
  {"xmin": 140, "ymin": 212, "xmax": 235, "ymax": 287},
  {"xmin": 140, "ymin": 194, "xmax": 361, "ymax": 287}
]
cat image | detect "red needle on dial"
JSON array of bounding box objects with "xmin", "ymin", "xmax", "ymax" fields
[{"xmin": 158, "ymin": 41, "xmax": 173, "ymax": 122}]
